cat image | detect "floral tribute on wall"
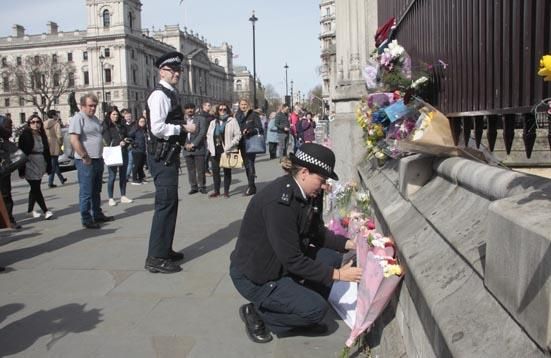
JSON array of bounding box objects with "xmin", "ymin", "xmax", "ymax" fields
[{"xmin": 324, "ymin": 181, "xmax": 404, "ymax": 358}]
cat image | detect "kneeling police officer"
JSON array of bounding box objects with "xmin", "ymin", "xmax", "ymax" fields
[
  {"xmin": 230, "ymin": 143, "xmax": 363, "ymax": 342},
  {"xmin": 144, "ymin": 51, "xmax": 196, "ymax": 274}
]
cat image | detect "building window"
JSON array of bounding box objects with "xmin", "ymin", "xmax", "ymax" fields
[
  {"xmin": 83, "ymin": 51, "xmax": 88, "ymax": 61},
  {"xmin": 41, "ymin": 96, "xmax": 46, "ymax": 106},
  {"xmin": 1, "ymin": 58, "xmax": 7, "ymax": 68},
  {"xmin": 103, "ymin": 9, "xmax": 110, "ymax": 28},
  {"xmin": 83, "ymin": 71, "xmax": 89, "ymax": 85},
  {"xmin": 52, "ymin": 54, "xmax": 57, "ymax": 64},
  {"xmin": 128, "ymin": 12, "xmax": 133, "ymax": 30},
  {"xmin": 34, "ymin": 56, "xmax": 40, "ymax": 65},
  {"xmin": 53, "ymin": 73, "xmax": 60, "ymax": 86},
  {"xmin": 326, "ymin": 7, "xmax": 330, "ymax": 16},
  {"xmin": 132, "ymin": 68, "xmax": 137, "ymax": 84},
  {"xmin": 131, "ymin": 49, "xmax": 135, "ymax": 59},
  {"xmin": 68, "ymin": 72, "xmax": 75, "ymax": 87},
  {"xmin": 2, "ymin": 77, "xmax": 9, "ymax": 92},
  {"xmin": 236, "ymin": 80, "xmax": 242, "ymax": 92},
  {"xmin": 19, "ymin": 113, "xmax": 25, "ymax": 124},
  {"xmin": 16, "ymin": 57, "xmax": 21, "ymax": 66},
  {"xmin": 135, "ymin": 92, "xmax": 138, "ymax": 101},
  {"xmin": 19, "ymin": 97, "xmax": 24, "ymax": 106},
  {"xmin": 54, "ymin": 97, "xmax": 58, "ymax": 105},
  {"xmin": 67, "ymin": 52, "xmax": 73, "ymax": 62},
  {"xmin": 105, "ymin": 91, "xmax": 111, "ymax": 103},
  {"xmin": 105, "ymin": 68, "xmax": 112, "ymax": 83},
  {"xmin": 145, "ymin": 56, "xmax": 148, "ymax": 65},
  {"xmin": 146, "ymin": 76, "xmax": 150, "ymax": 88},
  {"xmin": 4, "ymin": 98, "xmax": 10, "ymax": 107},
  {"xmin": 104, "ymin": 48, "xmax": 110, "ymax": 58}
]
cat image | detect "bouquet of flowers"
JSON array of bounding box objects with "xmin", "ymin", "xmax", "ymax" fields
[{"xmin": 537, "ymin": 54, "xmax": 551, "ymax": 81}]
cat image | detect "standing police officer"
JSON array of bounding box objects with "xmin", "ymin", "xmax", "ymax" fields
[{"xmin": 145, "ymin": 51, "xmax": 195, "ymax": 274}]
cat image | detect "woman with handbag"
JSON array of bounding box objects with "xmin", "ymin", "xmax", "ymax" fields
[
  {"xmin": 206, "ymin": 103, "xmax": 242, "ymax": 198},
  {"xmin": 240, "ymin": 102, "xmax": 264, "ymax": 196},
  {"xmin": 103, "ymin": 108, "xmax": 133, "ymax": 206},
  {"xmin": 18, "ymin": 114, "xmax": 53, "ymax": 220}
]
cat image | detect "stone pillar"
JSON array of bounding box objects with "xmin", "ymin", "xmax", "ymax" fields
[{"xmin": 330, "ymin": 0, "xmax": 378, "ymax": 182}]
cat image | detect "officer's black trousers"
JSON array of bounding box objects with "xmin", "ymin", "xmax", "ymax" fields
[
  {"xmin": 147, "ymin": 157, "xmax": 179, "ymax": 258},
  {"xmin": 230, "ymin": 247, "xmax": 342, "ymax": 334}
]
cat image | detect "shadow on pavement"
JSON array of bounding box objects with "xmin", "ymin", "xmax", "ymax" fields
[
  {"xmin": 0, "ymin": 303, "xmax": 103, "ymax": 356},
  {"xmin": 0, "ymin": 228, "xmax": 117, "ymax": 267},
  {"xmin": 0, "ymin": 303, "xmax": 25, "ymax": 325},
  {"xmin": 180, "ymin": 219, "xmax": 242, "ymax": 262}
]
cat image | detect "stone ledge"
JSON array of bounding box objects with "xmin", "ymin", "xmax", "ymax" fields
[
  {"xmin": 485, "ymin": 189, "xmax": 551, "ymax": 353},
  {"xmin": 359, "ymin": 160, "xmax": 545, "ymax": 357}
]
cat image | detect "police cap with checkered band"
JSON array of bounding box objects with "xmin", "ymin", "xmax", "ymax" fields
[
  {"xmin": 289, "ymin": 143, "xmax": 339, "ymax": 180},
  {"xmin": 155, "ymin": 51, "xmax": 184, "ymax": 69}
]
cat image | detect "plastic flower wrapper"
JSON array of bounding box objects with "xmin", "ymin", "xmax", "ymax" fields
[
  {"xmin": 367, "ymin": 92, "xmax": 396, "ymax": 110},
  {"xmin": 537, "ymin": 54, "xmax": 551, "ymax": 81},
  {"xmin": 363, "ymin": 59, "xmax": 380, "ymax": 89}
]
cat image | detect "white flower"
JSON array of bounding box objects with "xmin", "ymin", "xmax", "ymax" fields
[
  {"xmin": 386, "ymin": 40, "xmax": 405, "ymax": 59},
  {"xmin": 411, "ymin": 76, "xmax": 429, "ymax": 89}
]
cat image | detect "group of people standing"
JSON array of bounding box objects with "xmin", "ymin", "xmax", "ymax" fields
[{"xmin": 266, "ymin": 104, "xmax": 317, "ymax": 160}]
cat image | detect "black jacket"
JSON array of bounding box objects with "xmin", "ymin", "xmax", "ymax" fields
[
  {"xmin": 241, "ymin": 110, "xmax": 264, "ymax": 139},
  {"xmin": 230, "ymin": 175, "xmax": 347, "ymax": 286},
  {"xmin": 128, "ymin": 125, "xmax": 147, "ymax": 153},
  {"xmin": 274, "ymin": 111, "xmax": 290, "ymax": 134},
  {"xmin": 18, "ymin": 128, "xmax": 52, "ymax": 176},
  {"xmin": 103, "ymin": 122, "xmax": 129, "ymax": 149}
]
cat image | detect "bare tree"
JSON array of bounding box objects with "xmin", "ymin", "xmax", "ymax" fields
[
  {"xmin": 307, "ymin": 84, "xmax": 324, "ymax": 115},
  {"xmin": 6, "ymin": 54, "xmax": 76, "ymax": 116},
  {"xmin": 264, "ymin": 83, "xmax": 282, "ymax": 114}
]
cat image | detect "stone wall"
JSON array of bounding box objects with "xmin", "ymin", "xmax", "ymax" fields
[{"xmin": 359, "ymin": 155, "xmax": 551, "ymax": 357}]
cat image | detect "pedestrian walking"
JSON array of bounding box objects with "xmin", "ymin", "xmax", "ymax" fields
[
  {"xmin": 206, "ymin": 103, "xmax": 241, "ymax": 198},
  {"xmin": 122, "ymin": 109, "xmax": 135, "ymax": 181},
  {"xmin": 69, "ymin": 93, "xmax": 115, "ymax": 229},
  {"xmin": 18, "ymin": 114, "xmax": 54, "ymax": 220},
  {"xmin": 230, "ymin": 143, "xmax": 362, "ymax": 343},
  {"xmin": 144, "ymin": 51, "xmax": 195, "ymax": 274},
  {"xmin": 266, "ymin": 112, "xmax": 278, "ymax": 159},
  {"xmin": 103, "ymin": 107, "xmax": 133, "ymax": 206},
  {"xmin": 0, "ymin": 115, "xmax": 21, "ymax": 229},
  {"xmin": 43, "ymin": 110, "xmax": 67, "ymax": 188}
]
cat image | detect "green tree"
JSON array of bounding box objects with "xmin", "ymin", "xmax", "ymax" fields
[{"xmin": 6, "ymin": 54, "xmax": 76, "ymax": 116}]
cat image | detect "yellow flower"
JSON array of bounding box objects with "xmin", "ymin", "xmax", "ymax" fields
[
  {"xmin": 383, "ymin": 264, "xmax": 403, "ymax": 278},
  {"xmin": 538, "ymin": 55, "xmax": 551, "ymax": 81}
]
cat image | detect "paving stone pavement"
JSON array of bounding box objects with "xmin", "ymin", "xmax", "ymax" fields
[{"xmin": 0, "ymin": 154, "xmax": 359, "ymax": 358}]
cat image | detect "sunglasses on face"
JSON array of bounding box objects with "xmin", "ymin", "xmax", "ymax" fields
[
  {"xmin": 218, "ymin": 108, "xmax": 227, "ymax": 112},
  {"xmin": 30, "ymin": 120, "xmax": 42, "ymax": 124}
]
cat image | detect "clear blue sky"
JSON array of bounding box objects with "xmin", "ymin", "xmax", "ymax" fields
[{"xmin": 0, "ymin": 0, "xmax": 322, "ymax": 98}]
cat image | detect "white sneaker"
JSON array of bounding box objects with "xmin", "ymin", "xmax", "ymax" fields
[
  {"xmin": 44, "ymin": 211, "xmax": 54, "ymax": 220},
  {"xmin": 31, "ymin": 210, "xmax": 41, "ymax": 218},
  {"xmin": 130, "ymin": 182, "xmax": 142, "ymax": 186},
  {"xmin": 120, "ymin": 196, "xmax": 133, "ymax": 204},
  {"xmin": 108, "ymin": 198, "xmax": 117, "ymax": 206}
]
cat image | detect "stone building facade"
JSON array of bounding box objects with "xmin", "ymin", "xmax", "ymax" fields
[
  {"xmin": 319, "ymin": 0, "xmax": 336, "ymax": 112},
  {"xmin": 233, "ymin": 65, "xmax": 266, "ymax": 109},
  {"xmin": 0, "ymin": 0, "xmax": 234, "ymax": 123}
]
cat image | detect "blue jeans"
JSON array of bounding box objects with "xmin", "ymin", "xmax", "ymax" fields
[
  {"xmin": 107, "ymin": 151, "xmax": 128, "ymax": 198},
  {"xmin": 75, "ymin": 158, "xmax": 105, "ymax": 225},
  {"xmin": 48, "ymin": 155, "xmax": 65, "ymax": 186},
  {"xmin": 230, "ymin": 247, "xmax": 342, "ymax": 333},
  {"xmin": 126, "ymin": 148, "xmax": 134, "ymax": 179}
]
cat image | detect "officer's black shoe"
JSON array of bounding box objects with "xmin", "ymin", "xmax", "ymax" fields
[
  {"xmin": 167, "ymin": 250, "xmax": 184, "ymax": 261},
  {"xmin": 188, "ymin": 189, "xmax": 198, "ymax": 195},
  {"xmin": 199, "ymin": 188, "xmax": 207, "ymax": 194},
  {"xmin": 244, "ymin": 186, "xmax": 256, "ymax": 196},
  {"xmin": 83, "ymin": 222, "xmax": 101, "ymax": 229},
  {"xmin": 239, "ymin": 303, "xmax": 273, "ymax": 343},
  {"xmin": 145, "ymin": 256, "xmax": 182, "ymax": 274},
  {"xmin": 95, "ymin": 215, "xmax": 115, "ymax": 222}
]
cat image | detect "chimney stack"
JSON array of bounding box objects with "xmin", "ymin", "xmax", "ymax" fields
[
  {"xmin": 12, "ymin": 24, "xmax": 25, "ymax": 38},
  {"xmin": 47, "ymin": 21, "xmax": 58, "ymax": 35}
]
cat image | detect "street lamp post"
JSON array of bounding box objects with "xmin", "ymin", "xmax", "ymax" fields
[
  {"xmin": 99, "ymin": 54, "xmax": 106, "ymax": 119},
  {"xmin": 290, "ymin": 80, "xmax": 294, "ymax": 109},
  {"xmin": 284, "ymin": 63, "xmax": 289, "ymax": 96},
  {"xmin": 249, "ymin": 11, "xmax": 258, "ymax": 109}
]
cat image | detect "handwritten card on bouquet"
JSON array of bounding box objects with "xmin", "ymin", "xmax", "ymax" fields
[{"xmin": 328, "ymin": 281, "xmax": 357, "ymax": 329}]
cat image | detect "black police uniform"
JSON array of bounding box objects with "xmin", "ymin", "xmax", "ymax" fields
[
  {"xmin": 145, "ymin": 81, "xmax": 186, "ymax": 270},
  {"xmin": 229, "ymin": 174, "xmax": 348, "ymax": 334}
]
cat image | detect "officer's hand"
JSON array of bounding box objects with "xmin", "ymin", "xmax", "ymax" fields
[
  {"xmin": 344, "ymin": 240, "xmax": 356, "ymax": 251},
  {"xmin": 336, "ymin": 261, "xmax": 362, "ymax": 283}
]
